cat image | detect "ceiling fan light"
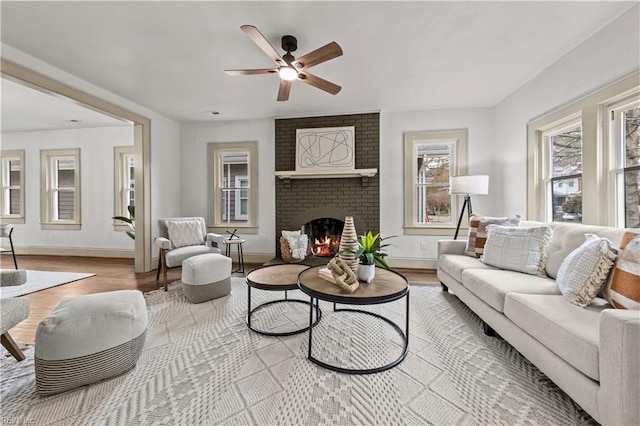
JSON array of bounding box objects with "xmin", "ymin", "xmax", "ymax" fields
[{"xmin": 279, "ymin": 66, "xmax": 298, "ymax": 81}]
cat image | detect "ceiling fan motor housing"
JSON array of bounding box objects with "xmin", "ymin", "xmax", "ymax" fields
[{"xmin": 281, "ymin": 35, "xmax": 298, "ymax": 53}]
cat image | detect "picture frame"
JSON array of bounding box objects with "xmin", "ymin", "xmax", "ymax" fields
[{"xmin": 295, "ymin": 126, "xmax": 355, "ymax": 173}]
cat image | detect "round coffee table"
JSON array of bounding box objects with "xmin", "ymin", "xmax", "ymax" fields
[
  {"xmin": 297, "ymin": 265, "xmax": 409, "ymax": 374},
  {"xmin": 245, "ymin": 264, "xmax": 322, "ymax": 336}
]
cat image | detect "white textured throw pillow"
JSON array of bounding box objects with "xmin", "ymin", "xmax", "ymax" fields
[
  {"xmin": 556, "ymin": 234, "xmax": 618, "ymax": 308},
  {"xmin": 168, "ymin": 220, "xmax": 205, "ymax": 248},
  {"xmin": 481, "ymin": 225, "xmax": 552, "ymax": 276}
]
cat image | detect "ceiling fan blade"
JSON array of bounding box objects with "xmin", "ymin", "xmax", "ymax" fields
[
  {"xmin": 277, "ymin": 79, "xmax": 292, "ymax": 102},
  {"xmin": 241, "ymin": 25, "xmax": 286, "ymax": 66},
  {"xmin": 293, "ymin": 42, "xmax": 343, "ymax": 70},
  {"xmin": 225, "ymin": 68, "xmax": 277, "ymax": 76},
  {"xmin": 298, "ymin": 72, "xmax": 341, "ymax": 95}
]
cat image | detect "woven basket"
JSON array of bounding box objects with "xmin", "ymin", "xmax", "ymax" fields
[{"xmin": 280, "ymin": 236, "xmax": 305, "ymax": 263}]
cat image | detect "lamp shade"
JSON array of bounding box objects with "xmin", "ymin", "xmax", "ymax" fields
[{"xmin": 450, "ymin": 175, "xmax": 489, "ymax": 195}]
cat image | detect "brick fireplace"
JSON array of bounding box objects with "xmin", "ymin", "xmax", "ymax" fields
[{"xmin": 274, "ymin": 113, "xmax": 380, "ymax": 258}]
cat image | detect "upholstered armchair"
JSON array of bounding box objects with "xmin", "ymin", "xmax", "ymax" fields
[{"xmin": 155, "ymin": 217, "xmax": 224, "ymax": 291}]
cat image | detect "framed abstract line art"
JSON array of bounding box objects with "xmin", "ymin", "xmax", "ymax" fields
[{"xmin": 295, "ymin": 126, "xmax": 355, "ymax": 173}]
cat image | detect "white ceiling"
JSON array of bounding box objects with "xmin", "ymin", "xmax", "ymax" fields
[
  {"xmin": 1, "ymin": 77, "xmax": 131, "ymax": 133},
  {"xmin": 0, "ymin": 1, "xmax": 636, "ymax": 124}
]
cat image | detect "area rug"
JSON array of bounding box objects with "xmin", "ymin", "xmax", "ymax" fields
[
  {"xmin": 0, "ymin": 270, "xmax": 95, "ymax": 299},
  {"xmin": 0, "ymin": 278, "xmax": 596, "ymax": 425}
]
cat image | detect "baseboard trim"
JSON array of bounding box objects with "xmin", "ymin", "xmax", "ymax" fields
[
  {"xmin": 14, "ymin": 246, "xmax": 134, "ymax": 259},
  {"xmin": 387, "ymin": 257, "xmax": 437, "ymax": 270}
]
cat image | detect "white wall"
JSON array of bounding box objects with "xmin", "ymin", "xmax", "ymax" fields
[
  {"xmin": 380, "ymin": 108, "xmax": 495, "ymax": 267},
  {"xmin": 493, "ymin": 5, "xmax": 640, "ymax": 216},
  {"xmin": 2, "ymin": 44, "xmax": 183, "ymax": 264},
  {"xmin": 180, "ymin": 119, "xmax": 275, "ymax": 259},
  {"xmin": 1, "ymin": 127, "xmax": 135, "ymax": 254}
]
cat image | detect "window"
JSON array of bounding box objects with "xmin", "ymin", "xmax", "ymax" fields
[
  {"xmin": 208, "ymin": 142, "xmax": 258, "ymax": 232},
  {"xmin": 542, "ymin": 121, "xmax": 583, "ymax": 223},
  {"xmin": 114, "ymin": 146, "xmax": 135, "ymax": 229},
  {"xmin": 41, "ymin": 148, "xmax": 81, "ymax": 230},
  {"xmin": 527, "ymin": 71, "xmax": 639, "ymax": 226},
  {"xmin": 610, "ymin": 100, "xmax": 640, "ymax": 228},
  {"xmin": 404, "ymin": 130, "xmax": 468, "ymax": 235},
  {"xmin": 0, "ymin": 150, "xmax": 25, "ymax": 224}
]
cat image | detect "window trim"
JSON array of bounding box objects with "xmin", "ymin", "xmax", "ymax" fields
[
  {"xmin": 113, "ymin": 146, "xmax": 134, "ymax": 232},
  {"xmin": 40, "ymin": 148, "xmax": 81, "ymax": 230},
  {"xmin": 0, "ymin": 149, "xmax": 25, "ymax": 224},
  {"xmin": 403, "ymin": 129, "xmax": 468, "ymax": 236},
  {"xmin": 527, "ymin": 71, "xmax": 639, "ymax": 225},
  {"xmin": 208, "ymin": 141, "xmax": 258, "ymax": 233}
]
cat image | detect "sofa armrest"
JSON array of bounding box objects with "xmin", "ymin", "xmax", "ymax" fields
[
  {"xmin": 206, "ymin": 233, "xmax": 225, "ymax": 248},
  {"xmin": 155, "ymin": 237, "xmax": 171, "ymax": 250},
  {"xmin": 598, "ymin": 309, "xmax": 640, "ymax": 425},
  {"xmin": 437, "ymin": 239, "xmax": 467, "ymax": 257}
]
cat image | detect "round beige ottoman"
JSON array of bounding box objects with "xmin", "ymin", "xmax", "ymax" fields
[
  {"xmin": 35, "ymin": 290, "xmax": 147, "ymax": 395},
  {"xmin": 181, "ymin": 253, "xmax": 232, "ymax": 303}
]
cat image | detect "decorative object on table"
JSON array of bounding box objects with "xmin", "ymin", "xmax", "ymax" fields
[
  {"xmin": 0, "ymin": 224, "xmax": 18, "ymax": 269},
  {"xmin": 353, "ymin": 231, "xmax": 396, "ymax": 283},
  {"xmin": 326, "ymin": 257, "xmax": 359, "ymax": 293},
  {"xmin": 296, "ymin": 126, "xmax": 355, "ymax": 173},
  {"xmin": 226, "ymin": 229, "xmax": 240, "ymax": 239},
  {"xmin": 112, "ymin": 205, "xmax": 135, "ymax": 240},
  {"xmin": 338, "ymin": 216, "xmax": 359, "ymax": 273},
  {"xmin": 449, "ymin": 175, "xmax": 489, "ymax": 240},
  {"xmin": 280, "ymin": 230, "xmax": 308, "ymax": 263}
]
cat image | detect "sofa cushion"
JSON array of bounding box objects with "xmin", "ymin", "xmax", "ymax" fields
[
  {"xmin": 544, "ymin": 223, "xmax": 627, "ymax": 279},
  {"xmin": 556, "ymin": 234, "xmax": 617, "ymax": 308},
  {"xmin": 504, "ymin": 293, "xmax": 610, "ymax": 381},
  {"xmin": 481, "ymin": 225, "xmax": 552, "ymax": 276},
  {"xmin": 604, "ymin": 231, "xmax": 640, "ymax": 310},
  {"xmin": 438, "ymin": 254, "xmax": 496, "ymax": 283},
  {"xmin": 465, "ymin": 214, "xmax": 522, "ymax": 258},
  {"xmin": 462, "ymin": 268, "xmax": 560, "ymax": 313},
  {"xmin": 165, "ymin": 245, "xmax": 221, "ymax": 268}
]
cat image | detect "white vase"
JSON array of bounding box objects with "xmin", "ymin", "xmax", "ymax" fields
[{"xmin": 358, "ymin": 264, "xmax": 375, "ymax": 283}]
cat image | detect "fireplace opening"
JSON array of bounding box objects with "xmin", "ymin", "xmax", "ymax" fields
[{"xmin": 302, "ymin": 218, "xmax": 344, "ymax": 257}]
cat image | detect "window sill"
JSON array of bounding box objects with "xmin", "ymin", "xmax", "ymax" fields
[
  {"xmin": 0, "ymin": 216, "xmax": 25, "ymax": 225},
  {"xmin": 41, "ymin": 222, "xmax": 82, "ymax": 231},
  {"xmin": 403, "ymin": 226, "xmax": 466, "ymax": 237},
  {"xmin": 208, "ymin": 225, "xmax": 258, "ymax": 235}
]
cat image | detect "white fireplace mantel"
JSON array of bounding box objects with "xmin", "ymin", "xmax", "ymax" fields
[{"xmin": 274, "ymin": 168, "xmax": 377, "ymax": 180}]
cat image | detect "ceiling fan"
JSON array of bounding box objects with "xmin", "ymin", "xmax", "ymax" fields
[{"xmin": 225, "ymin": 25, "xmax": 343, "ymax": 102}]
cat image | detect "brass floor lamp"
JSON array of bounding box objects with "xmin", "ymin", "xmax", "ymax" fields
[{"xmin": 450, "ymin": 175, "xmax": 489, "ymax": 240}]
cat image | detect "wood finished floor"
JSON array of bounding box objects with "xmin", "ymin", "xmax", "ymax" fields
[{"xmin": 4, "ymin": 255, "xmax": 438, "ymax": 347}]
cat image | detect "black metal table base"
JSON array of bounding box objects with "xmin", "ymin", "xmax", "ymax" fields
[
  {"xmin": 225, "ymin": 242, "xmax": 245, "ymax": 274},
  {"xmin": 307, "ymin": 293, "xmax": 410, "ymax": 374},
  {"xmin": 246, "ymin": 287, "xmax": 322, "ymax": 336}
]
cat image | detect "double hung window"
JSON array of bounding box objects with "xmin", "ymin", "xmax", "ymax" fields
[
  {"xmin": 0, "ymin": 150, "xmax": 25, "ymax": 223},
  {"xmin": 404, "ymin": 130, "xmax": 468, "ymax": 234},
  {"xmin": 41, "ymin": 148, "xmax": 81, "ymax": 229},
  {"xmin": 114, "ymin": 146, "xmax": 135, "ymax": 228}
]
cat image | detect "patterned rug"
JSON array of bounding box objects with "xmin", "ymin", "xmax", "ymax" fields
[{"xmin": 0, "ymin": 278, "xmax": 596, "ymax": 425}]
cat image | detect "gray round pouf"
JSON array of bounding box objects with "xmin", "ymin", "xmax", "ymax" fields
[
  {"xmin": 181, "ymin": 253, "xmax": 232, "ymax": 303},
  {"xmin": 0, "ymin": 269, "xmax": 27, "ymax": 287}
]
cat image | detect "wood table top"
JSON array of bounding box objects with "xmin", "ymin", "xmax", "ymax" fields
[
  {"xmin": 246, "ymin": 264, "xmax": 311, "ymax": 291},
  {"xmin": 297, "ymin": 266, "xmax": 409, "ymax": 305}
]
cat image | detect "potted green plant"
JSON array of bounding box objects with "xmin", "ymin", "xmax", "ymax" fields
[
  {"xmin": 112, "ymin": 205, "xmax": 135, "ymax": 240},
  {"xmin": 353, "ymin": 231, "xmax": 395, "ymax": 283}
]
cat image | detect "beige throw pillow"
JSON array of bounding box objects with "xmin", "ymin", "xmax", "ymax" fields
[
  {"xmin": 168, "ymin": 220, "xmax": 205, "ymax": 248},
  {"xmin": 465, "ymin": 214, "xmax": 522, "ymax": 258},
  {"xmin": 556, "ymin": 234, "xmax": 618, "ymax": 308},
  {"xmin": 481, "ymin": 225, "xmax": 552, "ymax": 276}
]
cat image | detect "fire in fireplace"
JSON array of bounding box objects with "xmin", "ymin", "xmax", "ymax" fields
[{"xmin": 302, "ymin": 218, "xmax": 344, "ymax": 257}]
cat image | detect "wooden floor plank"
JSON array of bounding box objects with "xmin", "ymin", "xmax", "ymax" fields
[{"xmin": 3, "ymin": 254, "xmax": 437, "ymax": 347}]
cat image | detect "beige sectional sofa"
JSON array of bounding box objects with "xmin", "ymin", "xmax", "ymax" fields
[{"xmin": 437, "ymin": 221, "xmax": 639, "ymax": 425}]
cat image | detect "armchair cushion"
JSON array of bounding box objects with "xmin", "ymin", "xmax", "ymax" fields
[
  {"xmin": 1, "ymin": 298, "xmax": 29, "ymax": 335},
  {"xmin": 167, "ymin": 220, "xmax": 205, "ymax": 248},
  {"xmin": 165, "ymin": 245, "xmax": 221, "ymax": 268}
]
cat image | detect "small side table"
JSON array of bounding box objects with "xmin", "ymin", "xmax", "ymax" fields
[{"xmin": 223, "ymin": 238, "xmax": 245, "ymax": 273}]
